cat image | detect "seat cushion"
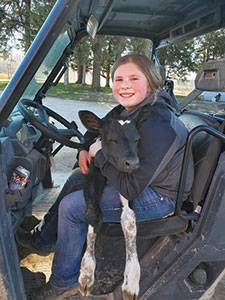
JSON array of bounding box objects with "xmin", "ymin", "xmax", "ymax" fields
[{"xmin": 100, "ymin": 215, "xmax": 188, "ymax": 239}]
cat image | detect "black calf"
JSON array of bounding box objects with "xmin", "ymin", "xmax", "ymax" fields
[
  {"xmin": 78, "ymin": 105, "xmax": 152, "ymax": 298},
  {"xmin": 79, "ymin": 109, "xmax": 141, "ymax": 231}
]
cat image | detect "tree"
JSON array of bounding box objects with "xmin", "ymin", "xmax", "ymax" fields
[
  {"xmin": 24, "ymin": 0, "xmax": 56, "ymax": 51},
  {"xmin": 127, "ymin": 37, "xmax": 152, "ymax": 57},
  {"xmin": 157, "ymin": 40, "xmax": 198, "ymax": 80},
  {"xmin": 0, "ymin": 1, "xmax": 23, "ymax": 57},
  {"xmin": 194, "ymin": 29, "xmax": 225, "ymax": 66},
  {"xmin": 101, "ymin": 36, "xmax": 127, "ymax": 87},
  {"xmin": 156, "ymin": 28, "xmax": 225, "ymax": 81},
  {"xmin": 91, "ymin": 36, "xmax": 106, "ymax": 91},
  {"xmin": 0, "ymin": 0, "xmax": 55, "ymax": 57},
  {"xmin": 101, "ymin": 36, "xmax": 114, "ymax": 87},
  {"xmin": 73, "ymin": 36, "xmax": 91, "ymax": 85}
]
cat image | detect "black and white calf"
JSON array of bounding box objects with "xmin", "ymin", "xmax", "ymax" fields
[{"xmin": 78, "ymin": 108, "xmax": 143, "ymax": 300}]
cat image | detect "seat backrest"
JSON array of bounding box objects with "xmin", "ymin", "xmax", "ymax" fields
[
  {"xmin": 101, "ymin": 110, "xmax": 225, "ymax": 239},
  {"xmin": 179, "ymin": 111, "xmax": 224, "ymax": 210}
]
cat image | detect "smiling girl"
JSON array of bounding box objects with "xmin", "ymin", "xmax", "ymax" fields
[{"xmin": 18, "ymin": 54, "xmax": 194, "ymax": 300}]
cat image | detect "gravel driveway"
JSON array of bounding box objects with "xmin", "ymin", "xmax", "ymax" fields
[{"xmin": 42, "ymin": 97, "xmax": 115, "ymax": 186}]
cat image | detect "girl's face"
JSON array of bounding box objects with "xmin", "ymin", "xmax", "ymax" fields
[{"xmin": 112, "ymin": 62, "xmax": 151, "ymax": 111}]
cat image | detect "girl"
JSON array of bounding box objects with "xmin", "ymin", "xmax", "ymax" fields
[{"xmin": 26, "ymin": 54, "xmax": 194, "ymax": 299}]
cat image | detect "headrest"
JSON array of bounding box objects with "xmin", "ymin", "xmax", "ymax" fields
[{"xmin": 179, "ymin": 110, "xmax": 220, "ymax": 156}]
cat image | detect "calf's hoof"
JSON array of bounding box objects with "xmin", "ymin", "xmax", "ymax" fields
[
  {"xmin": 122, "ymin": 289, "xmax": 138, "ymax": 300},
  {"xmin": 78, "ymin": 275, "xmax": 94, "ymax": 296}
]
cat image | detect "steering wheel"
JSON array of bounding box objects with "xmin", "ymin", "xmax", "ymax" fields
[{"xmin": 18, "ymin": 99, "xmax": 85, "ymax": 149}]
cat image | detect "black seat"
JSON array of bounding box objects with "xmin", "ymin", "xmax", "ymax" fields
[{"xmin": 100, "ymin": 110, "xmax": 224, "ymax": 238}]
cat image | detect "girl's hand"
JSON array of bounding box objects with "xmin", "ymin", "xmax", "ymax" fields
[
  {"xmin": 78, "ymin": 150, "xmax": 89, "ymax": 175},
  {"xmin": 89, "ymin": 138, "xmax": 102, "ymax": 159}
]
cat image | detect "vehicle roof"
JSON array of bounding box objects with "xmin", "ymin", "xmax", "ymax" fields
[{"xmin": 77, "ymin": 0, "xmax": 225, "ymax": 48}]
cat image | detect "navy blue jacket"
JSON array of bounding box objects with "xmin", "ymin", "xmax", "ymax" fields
[{"xmin": 84, "ymin": 90, "xmax": 194, "ymax": 201}]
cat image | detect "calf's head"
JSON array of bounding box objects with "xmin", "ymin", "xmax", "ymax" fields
[{"xmin": 79, "ymin": 110, "xmax": 140, "ymax": 172}]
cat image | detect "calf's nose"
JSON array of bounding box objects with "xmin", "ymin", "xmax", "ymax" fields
[{"xmin": 123, "ymin": 157, "xmax": 140, "ymax": 171}]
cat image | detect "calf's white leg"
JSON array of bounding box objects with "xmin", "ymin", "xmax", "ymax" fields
[
  {"xmin": 78, "ymin": 225, "xmax": 97, "ymax": 296},
  {"xmin": 120, "ymin": 195, "xmax": 140, "ymax": 300}
]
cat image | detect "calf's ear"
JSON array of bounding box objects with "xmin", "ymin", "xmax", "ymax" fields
[{"xmin": 79, "ymin": 110, "xmax": 103, "ymax": 132}]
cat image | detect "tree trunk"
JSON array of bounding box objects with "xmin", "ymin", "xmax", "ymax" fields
[
  {"xmin": 91, "ymin": 40, "xmax": 102, "ymax": 91},
  {"xmin": 105, "ymin": 63, "xmax": 110, "ymax": 87},
  {"xmin": 115, "ymin": 37, "xmax": 126, "ymax": 60},
  {"xmin": 82, "ymin": 64, "xmax": 86, "ymax": 86},
  {"xmin": 145, "ymin": 39, "xmax": 152, "ymax": 58},
  {"xmin": 76, "ymin": 64, "xmax": 83, "ymax": 84},
  {"xmin": 91, "ymin": 60, "xmax": 101, "ymax": 91},
  {"xmin": 64, "ymin": 68, "xmax": 69, "ymax": 86}
]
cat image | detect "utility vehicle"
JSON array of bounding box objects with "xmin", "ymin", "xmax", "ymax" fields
[{"xmin": 1, "ymin": 0, "xmax": 225, "ymax": 299}]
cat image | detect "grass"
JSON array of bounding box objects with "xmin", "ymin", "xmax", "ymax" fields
[
  {"xmin": 0, "ymin": 81, "xmax": 116, "ymax": 104},
  {"xmin": 0, "ymin": 73, "xmax": 11, "ymax": 81},
  {"xmin": 0, "ymin": 81, "xmax": 9, "ymax": 91},
  {"xmin": 47, "ymin": 83, "xmax": 115, "ymax": 103},
  {"xmin": 0, "ymin": 80, "xmax": 186, "ymax": 103},
  {"xmin": 176, "ymin": 95, "xmax": 186, "ymax": 101}
]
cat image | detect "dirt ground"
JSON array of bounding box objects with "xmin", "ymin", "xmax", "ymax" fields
[{"xmin": 20, "ymin": 97, "xmax": 225, "ymax": 299}]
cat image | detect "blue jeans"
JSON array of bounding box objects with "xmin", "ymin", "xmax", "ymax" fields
[
  {"xmin": 50, "ymin": 183, "xmax": 176, "ymax": 289},
  {"xmin": 33, "ymin": 168, "xmax": 84, "ymax": 251}
]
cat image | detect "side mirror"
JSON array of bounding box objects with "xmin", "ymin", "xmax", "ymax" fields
[{"xmin": 195, "ymin": 59, "xmax": 225, "ymax": 91}]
